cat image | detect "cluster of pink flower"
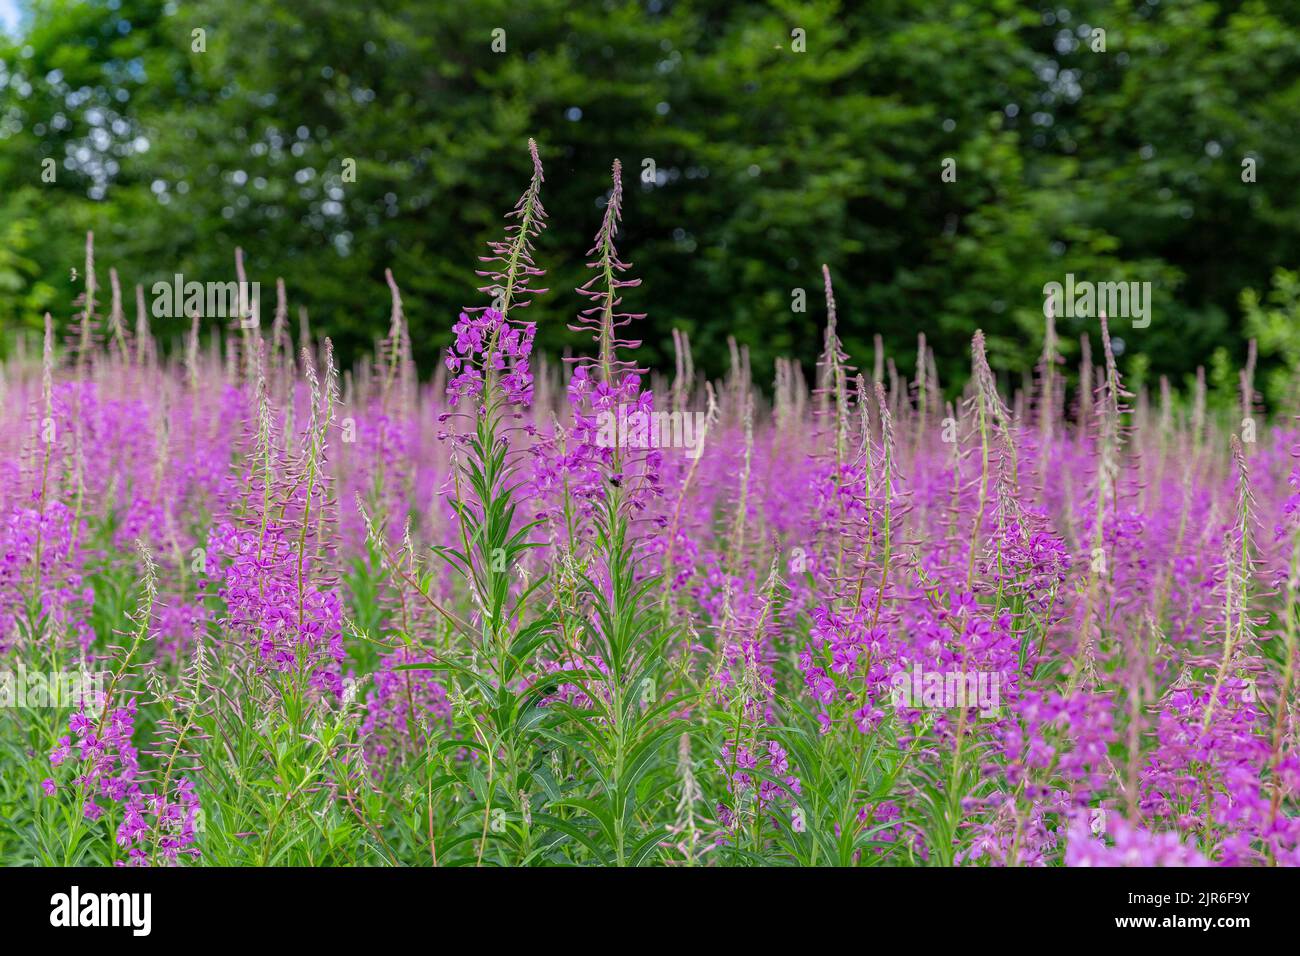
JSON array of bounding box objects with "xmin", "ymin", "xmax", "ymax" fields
[
  {"xmin": 47, "ymin": 701, "xmax": 201, "ymax": 865},
  {"xmin": 3, "ymin": 151, "xmax": 1297, "ymax": 868}
]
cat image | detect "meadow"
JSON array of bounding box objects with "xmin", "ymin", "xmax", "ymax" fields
[{"xmin": 1, "ymin": 143, "xmax": 1295, "ymax": 867}]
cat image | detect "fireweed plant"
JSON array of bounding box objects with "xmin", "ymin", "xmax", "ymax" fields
[{"xmin": 0, "ymin": 143, "xmax": 1297, "ymax": 867}]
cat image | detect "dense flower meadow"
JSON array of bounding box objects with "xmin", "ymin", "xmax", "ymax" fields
[{"xmin": 1, "ymin": 143, "xmax": 1296, "ymax": 867}]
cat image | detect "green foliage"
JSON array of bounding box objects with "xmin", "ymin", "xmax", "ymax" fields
[
  {"xmin": 1, "ymin": 0, "xmax": 1297, "ymax": 394},
  {"xmin": 1243, "ymin": 268, "xmax": 1300, "ymax": 410}
]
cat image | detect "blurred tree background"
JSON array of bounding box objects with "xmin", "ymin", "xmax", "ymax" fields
[{"xmin": 1, "ymin": 0, "xmax": 1298, "ymax": 404}]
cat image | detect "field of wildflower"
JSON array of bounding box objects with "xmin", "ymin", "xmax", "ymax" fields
[{"xmin": 0, "ymin": 142, "xmax": 1296, "ymax": 870}]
